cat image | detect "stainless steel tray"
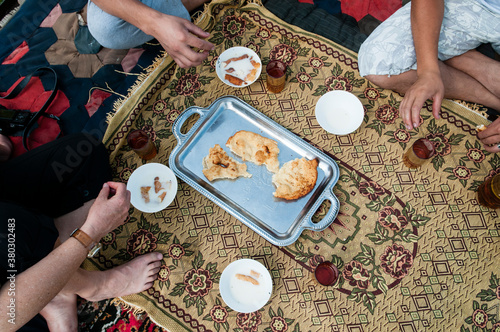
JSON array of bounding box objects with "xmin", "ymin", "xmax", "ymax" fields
[{"xmin": 169, "ymin": 96, "xmax": 340, "ymax": 246}]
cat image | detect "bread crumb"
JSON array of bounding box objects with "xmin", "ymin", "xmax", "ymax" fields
[{"xmin": 235, "ymin": 273, "xmax": 260, "ymax": 285}]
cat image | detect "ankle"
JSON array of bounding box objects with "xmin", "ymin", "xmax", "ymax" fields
[
  {"xmin": 40, "ymin": 292, "xmax": 78, "ymax": 332},
  {"xmin": 76, "ymin": 270, "xmax": 107, "ymax": 302}
]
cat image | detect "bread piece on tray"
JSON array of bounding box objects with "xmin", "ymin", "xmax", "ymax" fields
[
  {"xmin": 272, "ymin": 158, "xmax": 318, "ymax": 200},
  {"xmin": 226, "ymin": 130, "xmax": 279, "ymax": 173},
  {"xmin": 202, "ymin": 144, "xmax": 252, "ymax": 181}
]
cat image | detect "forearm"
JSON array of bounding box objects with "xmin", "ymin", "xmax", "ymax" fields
[
  {"xmin": 0, "ymin": 181, "xmax": 128, "ymax": 329},
  {"xmin": 91, "ymin": 0, "xmax": 163, "ymax": 36},
  {"xmin": 411, "ymin": 0, "xmax": 444, "ymax": 75},
  {"xmin": 0, "ymin": 238, "xmax": 88, "ymax": 329}
]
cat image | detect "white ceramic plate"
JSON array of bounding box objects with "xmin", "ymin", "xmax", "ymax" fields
[
  {"xmin": 219, "ymin": 259, "xmax": 273, "ymax": 313},
  {"xmin": 216, "ymin": 47, "xmax": 262, "ymax": 88},
  {"xmin": 315, "ymin": 90, "xmax": 364, "ymax": 135},
  {"xmin": 127, "ymin": 163, "xmax": 178, "ymax": 213}
]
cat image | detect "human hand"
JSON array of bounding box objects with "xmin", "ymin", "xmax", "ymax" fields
[
  {"xmin": 399, "ymin": 71, "xmax": 444, "ymax": 130},
  {"xmin": 81, "ymin": 182, "xmax": 131, "ymax": 240},
  {"xmin": 477, "ymin": 118, "xmax": 500, "ymax": 153},
  {"xmin": 149, "ymin": 15, "xmax": 214, "ymax": 68},
  {"xmin": 0, "ymin": 134, "xmax": 12, "ymax": 162}
]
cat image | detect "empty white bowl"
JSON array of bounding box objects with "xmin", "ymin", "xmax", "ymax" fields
[{"xmin": 315, "ymin": 90, "xmax": 364, "ymax": 135}]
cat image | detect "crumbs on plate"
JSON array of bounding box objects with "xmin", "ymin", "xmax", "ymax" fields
[
  {"xmin": 140, "ymin": 176, "xmax": 171, "ymax": 204},
  {"xmin": 235, "ymin": 270, "xmax": 261, "ymax": 285},
  {"xmin": 222, "ymin": 54, "xmax": 261, "ymax": 86}
]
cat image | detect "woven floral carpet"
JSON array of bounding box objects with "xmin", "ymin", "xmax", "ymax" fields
[{"xmin": 82, "ymin": 0, "xmax": 500, "ymax": 331}]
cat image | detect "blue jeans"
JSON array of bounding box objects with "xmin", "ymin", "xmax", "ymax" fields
[{"xmin": 87, "ymin": 0, "xmax": 191, "ymax": 49}]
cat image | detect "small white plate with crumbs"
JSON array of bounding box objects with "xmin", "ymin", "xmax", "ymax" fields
[
  {"xmin": 127, "ymin": 163, "xmax": 178, "ymax": 213},
  {"xmin": 315, "ymin": 90, "xmax": 364, "ymax": 135},
  {"xmin": 220, "ymin": 259, "xmax": 272, "ymax": 313},
  {"xmin": 216, "ymin": 47, "xmax": 262, "ymax": 88}
]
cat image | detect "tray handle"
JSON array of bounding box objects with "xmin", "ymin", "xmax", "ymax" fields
[
  {"xmin": 302, "ymin": 183, "xmax": 340, "ymax": 231},
  {"xmin": 172, "ymin": 106, "xmax": 207, "ymax": 144}
]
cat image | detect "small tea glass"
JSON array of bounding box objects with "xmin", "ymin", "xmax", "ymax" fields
[
  {"xmin": 402, "ymin": 138, "xmax": 436, "ymax": 169},
  {"xmin": 127, "ymin": 129, "xmax": 157, "ymax": 160},
  {"xmin": 314, "ymin": 261, "xmax": 339, "ymax": 286},
  {"xmin": 266, "ymin": 60, "xmax": 286, "ymax": 93}
]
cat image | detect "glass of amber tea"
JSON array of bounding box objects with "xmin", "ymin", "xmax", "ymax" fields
[
  {"xmin": 266, "ymin": 60, "xmax": 286, "ymax": 93},
  {"xmin": 477, "ymin": 173, "xmax": 500, "ymax": 209},
  {"xmin": 402, "ymin": 138, "xmax": 435, "ymax": 169},
  {"xmin": 127, "ymin": 129, "xmax": 157, "ymax": 160}
]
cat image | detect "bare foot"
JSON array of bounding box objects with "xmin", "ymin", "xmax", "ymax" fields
[
  {"xmin": 81, "ymin": 252, "xmax": 163, "ymax": 302},
  {"xmin": 182, "ymin": 0, "xmax": 210, "ymax": 12},
  {"xmin": 40, "ymin": 292, "xmax": 78, "ymax": 332}
]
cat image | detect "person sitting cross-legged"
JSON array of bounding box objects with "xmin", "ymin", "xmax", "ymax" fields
[
  {"xmin": 358, "ymin": 0, "xmax": 500, "ymax": 152},
  {"xmin": 0, "ymin": 133, "xmax": 163, "ymax": 332}
]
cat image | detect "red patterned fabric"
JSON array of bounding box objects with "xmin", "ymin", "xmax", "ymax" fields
[
  {"xmin": 85, "ymin": 89, "xmax": 112, "ymax": 117},
  {"xmin": 2, "ymin": 41, "xmax": 29, "ymax": 65},
  {"xmin": 105, "ymin": 307, "xmax": 159, "ymax": 332},
  {"xmin": 341, "ymin": 0, "xmax": 401, "ymax": 22},
  {"xmin": 0, "ymin": 76, "xmax": 68, "ymax": 157}
]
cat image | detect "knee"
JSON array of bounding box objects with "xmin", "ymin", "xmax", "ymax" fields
[
  {"xmin": 364, "ymin": 74, "xmax": 392, "ymax": 89},
  {"xmin": 87, "ymin": 20, "xmax": 131, "ymax": 49},
  {"xmin": 87, "ymin": 2, "xmax": 144, "ymax": 49},
  {"xmin": 357, "ymin": 41, "xmax": 371, "ymax": 77},
  {"xmin": 357, "ymin": 39, "xmax": 384, "ymax": 78},
  {"xmin": 358, "ymin": 36, "xmax": 402, "ymax": 89}
]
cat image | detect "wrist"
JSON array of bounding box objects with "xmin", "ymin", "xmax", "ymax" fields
[
  {"xmin": 416, "ymin": 59, "xmax": 440, "ymax": 76},
  {"xmin": 79, "ymin": 222, "xmax": 102, "ymax": 242},
  {"xmin": 416, "ymin": 68, "xmax": 441, "ymax": 83},
  {"xmin": 70, "ymin": 228, "xmax": 102, "ymax": 257},
  {"xmin": 70, "ymin": 228, "xmax": 96, "ymax": 249},
  {"xmin": 136, "ymin": 7, "xmax": 163, "ymax": 37}
]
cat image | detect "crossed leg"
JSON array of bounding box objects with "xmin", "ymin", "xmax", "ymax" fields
[
  {"xmin": 364, "ymin": 50, "xmax": 500, "ymax": 111},
  {"xmin": 40, "ymin": 201, "xmax": 162, "ymax": 332},
  {"xmin": 40, "ymin": 253, "xmax": 162, "ymax": 332},
  {"xmin": 444, "ymin": 49, "xmax": 500, "ymax": 99}
]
